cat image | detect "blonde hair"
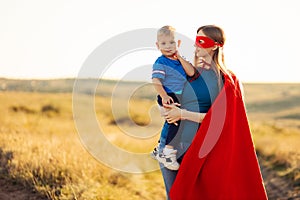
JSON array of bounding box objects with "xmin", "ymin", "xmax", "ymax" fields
[{"xmin": 157, "ymin": 25, "xmax": 176, "ymax": 39}]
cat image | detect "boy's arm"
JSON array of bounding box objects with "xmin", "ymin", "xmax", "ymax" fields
[
  {"xmin": 177, "ymin": 53, "xmax": 195, "ymax": 77},
  {"xmin": 152, "ymin": 78, "xmax": 173, "ymax": 105},
  {"xmin": 152, "ymin": 61, "xmax": 175, "ymax": 105}
]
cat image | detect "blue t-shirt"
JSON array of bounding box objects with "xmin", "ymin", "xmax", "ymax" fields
[
  {"xmin": 178, "ymin": 67, "xmax": 222, "ymax": 143},
  {"xmin": 152, "ymin": 55, "xmax": 186, "ymax": 94}
]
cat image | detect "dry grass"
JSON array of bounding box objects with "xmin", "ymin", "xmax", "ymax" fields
[
  {"xmin": 251, "ymin": 123, "xmax": 300, "ymax": 185},
  {"xmin": 244, "ymin": 83, "xmax": 300, "ymax": 188},
  {"xmin": 0, "ymin": 91, "xmax": 165, "ymax": 200},
  {"xmin": 0, "ymin": 82, "xmax": 300, "ymax": 199}
]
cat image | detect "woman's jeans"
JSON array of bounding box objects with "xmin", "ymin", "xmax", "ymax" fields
[
  {"xmin": 160, "ymin": 163, "xmax": 178, "ymax": 200},
  {"xmin": 160, "ymin": 142, "xmax": 191, "ymax": 199}
]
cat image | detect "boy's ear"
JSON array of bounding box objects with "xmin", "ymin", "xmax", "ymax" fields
[
  {"xmin": 156, "ymin": 42, "xmax": 159, "ymax": 49},
  {"xmin": 177, "ymin": 40, "xmax": 181, "ymax": 48}
]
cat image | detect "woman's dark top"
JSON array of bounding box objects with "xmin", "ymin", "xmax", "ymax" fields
[{"xmin": 178, "ymin": 67, "xmax": 222, "ymax": 144}]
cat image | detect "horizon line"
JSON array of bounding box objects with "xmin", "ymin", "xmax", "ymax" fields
[{"xmin": 0, "ymin": 76, "xmax": 299, "ymax": 84}]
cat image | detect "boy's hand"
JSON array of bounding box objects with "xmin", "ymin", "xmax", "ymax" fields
[
  {"xmin": 162, "ymin": 95, "xmax": 174, "ymax": 107},
  {"xmin": 174, "ymin": 50, "xmax": 181, "ymax": 60}
]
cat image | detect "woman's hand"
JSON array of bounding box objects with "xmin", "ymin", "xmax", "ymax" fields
[
  {"xmin": 164, "ymin": 103, "xmax": 207, "ymax": 124},
  {"xmin": 163, "ymin": 103, "xmax": 182, "ymax": 124}
]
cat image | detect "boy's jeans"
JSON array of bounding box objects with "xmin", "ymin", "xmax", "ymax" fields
[
  {"xmin": 158, "ymin": 121, "xmax": 169, "ymax": 152},
  {"xmin": 158, "ymin": 120, "xmax": 180, "ymax": 153}
]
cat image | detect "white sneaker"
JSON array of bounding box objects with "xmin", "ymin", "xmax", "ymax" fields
[
  {"xmin": 157, "ymin": 148, "xmax": 180, "ymax": 171},
  {"xmin": 150, "ymin": 146, "xmax": 159, "ymax": 160},
  {"xmin": 150, "ymin": 142, "xmax": 162, "ymax": 160}
]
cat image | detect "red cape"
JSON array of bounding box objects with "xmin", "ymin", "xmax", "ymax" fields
[{"xmin": 169, "ymin": 73, "xmax": 268, "ymax": 200}]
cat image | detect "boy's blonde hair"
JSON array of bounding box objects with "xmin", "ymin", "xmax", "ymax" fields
[{"xmin": 157, "ymin": 25, "xmax": 176, "ymax": 39}]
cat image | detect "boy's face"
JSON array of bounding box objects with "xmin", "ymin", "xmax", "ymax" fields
[{"xmin": 156, "ymin": 34, "xmax": 179, "ymax": 58}]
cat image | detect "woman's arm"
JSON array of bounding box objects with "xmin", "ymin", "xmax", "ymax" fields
[
  {"xmin": 163, "ymin": 104, "xmax": 206, "ymax": 124},
  {"xmin": 181, "ymin": 108, "xmax": 206, "ymax": 123}
]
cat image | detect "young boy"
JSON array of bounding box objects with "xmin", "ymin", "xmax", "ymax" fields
[{"xmin": 151, "ymin": 26, "xmax": 194, "ymax": 170}]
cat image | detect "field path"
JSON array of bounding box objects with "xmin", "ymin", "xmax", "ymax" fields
[
  {"xmin": 0, "ymin": 178, "xmax": 47, "ymax": 200},
  {"xmin": 261, "ymin": 162, "xmax": 300, "ymax": 200}
]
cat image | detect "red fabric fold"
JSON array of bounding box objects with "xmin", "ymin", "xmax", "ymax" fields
[{"xmin": 169, "ymin": 73, "xmax": 268, "ymax": 200}]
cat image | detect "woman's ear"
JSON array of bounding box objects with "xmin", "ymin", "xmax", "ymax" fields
[{"xmin": 177, "ymin": 40, "xmax": 181, "ymax": 48}]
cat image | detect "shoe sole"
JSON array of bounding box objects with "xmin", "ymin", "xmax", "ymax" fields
[{"xmin": 157, "ymin": 155, "xmax": 179, "ymax": 170}]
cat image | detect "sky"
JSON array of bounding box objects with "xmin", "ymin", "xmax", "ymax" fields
[{"xmin": 0, "ymin": 0, "xmax": 299, "ymax": 83}]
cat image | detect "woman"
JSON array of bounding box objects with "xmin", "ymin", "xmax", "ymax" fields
[{"xmin": 160, "ymin": 25, "xmax": 268, "ymax": 199}]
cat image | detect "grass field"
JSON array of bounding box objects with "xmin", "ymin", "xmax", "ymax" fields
[
  {"xmin": 243, "ymin": 83, "xmax": 300, "ymax": 190},
  {"xmin": 0, "ymin": 79, "xmax": 299, "ymax": 199}
]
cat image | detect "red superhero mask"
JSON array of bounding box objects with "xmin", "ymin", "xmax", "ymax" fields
[{"xmin": 195, "ymin": 36, "xmax": 223, "ymax": 48}]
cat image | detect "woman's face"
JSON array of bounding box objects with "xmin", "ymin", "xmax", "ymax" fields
[{"xmin": 194, "ymin": 30, "xmax": 215, "ymax": 58}]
